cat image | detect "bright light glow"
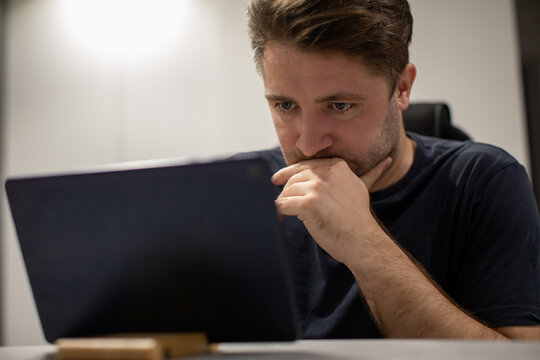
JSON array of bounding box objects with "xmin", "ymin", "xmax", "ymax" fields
[{"xmin": 60, "ymin": 0, "xmax": 187, "ymax": 61}]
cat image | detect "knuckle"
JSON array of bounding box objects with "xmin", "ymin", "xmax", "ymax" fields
[
  {"xmin": 330, "ymin": 157, "xmax": 347, "ymax": 170},
  {"xmin": 335, "ymin": 158, "xmax": 349, "ymax": 171},
  {"xmin": 310, "ymin": 177, "xmax": 324, "ymax": 191},
  {"xmin": 303, "ymin": 193, "xmax": 321, "ymax": 213},
  {"xmin": 303, "ymin": 193, "xmax": 317, "ymax": 207},
  {"xmin": 289, "ymin": 172, "xmax": 302, "ymax": 183},
  {"xmin": 335, "ymin": 157, "xmax": 347, "ymax": 165}
]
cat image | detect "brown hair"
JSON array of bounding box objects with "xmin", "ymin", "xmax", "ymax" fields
[{"xmin": 247, "ymin": 0, "xmax": 413, "ymax": 92}]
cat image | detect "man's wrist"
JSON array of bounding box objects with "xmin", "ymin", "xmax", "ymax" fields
[{"xmin": 342, "ymin": 221, "xmax": 402, "ymax": 276}]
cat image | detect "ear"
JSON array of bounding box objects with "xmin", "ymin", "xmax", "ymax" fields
[{"xmin": 396, "ymin": 63, "xmax": 416, "ymax": 111}]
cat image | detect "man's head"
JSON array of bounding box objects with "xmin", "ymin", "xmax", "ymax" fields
[
  {"xmin": 248, "ymin": 0, "xmax": 416, "ymax": 187},
  {"xmin": 248, "ymin": 0, "xmax": 413, "ymax": 93}
]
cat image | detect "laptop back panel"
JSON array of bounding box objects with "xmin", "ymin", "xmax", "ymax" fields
[{"xmin": 5, "ymin": 157, "xmax": 298, "ymax": 343}]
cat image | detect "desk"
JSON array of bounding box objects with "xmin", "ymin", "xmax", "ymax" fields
[{"xmin": 2, "ymin": 340, "xmax": 540, "ymax": 360}]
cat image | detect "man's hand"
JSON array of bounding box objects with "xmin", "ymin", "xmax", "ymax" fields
[{"xmin": 271, "ymin": 157, "xmax": 391, "ymax": 264}]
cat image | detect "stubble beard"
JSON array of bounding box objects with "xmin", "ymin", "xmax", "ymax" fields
[{"xmin": 282, "ymin": 97, "xmax": 401, "ymax": 178}]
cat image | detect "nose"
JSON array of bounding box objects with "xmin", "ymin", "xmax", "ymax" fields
[{"xmin": 295, "ymin": 112, "xmax": 333, "ymax": 157}]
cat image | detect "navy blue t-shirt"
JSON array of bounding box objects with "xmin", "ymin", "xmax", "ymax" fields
[{"xmin": 247, "ymin": 132, "xmax": 540, "ymax": 338}]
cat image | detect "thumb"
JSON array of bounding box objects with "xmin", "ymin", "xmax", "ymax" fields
[{"xmin": 361, "ymin": 157, "xmax": 392, "ymax": 191}]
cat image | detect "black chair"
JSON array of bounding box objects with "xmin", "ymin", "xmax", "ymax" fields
[{"xmin": 403, "ymin": 102, "xmax": 471, "ymax": 141}]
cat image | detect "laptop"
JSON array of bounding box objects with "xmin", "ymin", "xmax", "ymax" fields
[{"xmin": 5, "ymin": 156, "xmax": 299, "ymax": 343}]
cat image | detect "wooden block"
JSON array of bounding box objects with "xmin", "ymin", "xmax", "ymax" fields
[
  {"xmin": 55, "ymin": 333, "xmax": 210, "ymax": 360},
  {"xmin": 114, "ymin": 333, "xmax": 210, "ymax": 358},
  {"xmin": 56, "ymin": 338, "xmax": 162, "ymax": 360}
]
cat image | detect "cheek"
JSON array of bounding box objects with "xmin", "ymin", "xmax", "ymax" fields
[
  {"xmin": 272, "ymin": 115, "xmax": 297, "ymax": 144},
  {"xmin": 332, "ymin": 120, "xmax": 380, "ymax": 154}
]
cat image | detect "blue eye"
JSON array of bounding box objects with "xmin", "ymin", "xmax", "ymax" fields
[
  {"xmin": 278, "ymin": 102, "xmax": 294, "ymax": 111},
  {"xmin": 332, "ymin": 102, "xmax": 351, "ymax": 111}
]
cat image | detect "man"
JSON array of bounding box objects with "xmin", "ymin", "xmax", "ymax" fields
[{"xmin": 246, "ymin": 0, "xmax": 540, "ymax": 339}]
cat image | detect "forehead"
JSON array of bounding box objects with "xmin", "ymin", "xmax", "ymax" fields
[{"xmin": 262, "ymin": 41, "xmax": 388, "ymax": 96}]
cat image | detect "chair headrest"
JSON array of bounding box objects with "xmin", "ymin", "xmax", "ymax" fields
[{"xmin": 403, "ymin": 102, "xmax": 470, "ymax": 141}]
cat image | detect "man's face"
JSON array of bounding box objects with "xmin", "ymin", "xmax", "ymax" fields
[{"xmin": 262, "ymin": 42, "xmax": 403, "ymax": 177}]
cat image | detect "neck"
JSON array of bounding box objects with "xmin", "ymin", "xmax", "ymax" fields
[{"xmin": 371, "ymin": 129, "xmax": 416, "ymax": 192}]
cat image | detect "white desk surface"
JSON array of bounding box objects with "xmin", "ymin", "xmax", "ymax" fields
[{"xmin": 1, "ymin": 339, "xmax": 540, "ymax": 360}]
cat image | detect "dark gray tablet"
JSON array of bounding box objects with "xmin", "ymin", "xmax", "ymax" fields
[{"xmin": 5, "ymin": 156, "xmax": 299, "ymax": 343}]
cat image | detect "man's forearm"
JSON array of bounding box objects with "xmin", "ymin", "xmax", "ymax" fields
[{"xmin": 346, "ymin": 226, "xmax": 508, "ymax": 339}]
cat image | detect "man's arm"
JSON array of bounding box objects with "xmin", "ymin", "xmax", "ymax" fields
[
  {"xmin": 347, "ymin": 222, "xmax": 539, "ymax": 339},
  {"xmin": 497, "ymin": 326, "xmax": 540, "ymax": 340},
  {"xmin": 271, "ymin": 157, "xmax": 540, "ymax": 340}
]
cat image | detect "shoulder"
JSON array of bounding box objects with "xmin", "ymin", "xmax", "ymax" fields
[
  {"xmin": 413, "ymin": 133, "xmax": 517, "ymax": 167},
  {"xmin": 410, "ymin": 133, "xmax": 523, "ymax": 189}
]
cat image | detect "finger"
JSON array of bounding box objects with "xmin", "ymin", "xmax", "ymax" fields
[
  {"xmin": 274, "ymin": 195, "xmax": 305, "ymax": 217},
  {"xmin": 284, "ymin": 170, "xmax": 315, "ymax": 187},
  {"xmin": 271, "ymin": 158, "xmax": 336, "ymax": 185},
  {"xmin": 278, "ymin": 180, "xmax": 311, "ymax": 199},
  {"xmin": 271, "ymin": 163, "xmax": 309, "ymax": 186},
  {"xmin": 361, "ymin": 157, "xmax": 392, "ymax": 190}
]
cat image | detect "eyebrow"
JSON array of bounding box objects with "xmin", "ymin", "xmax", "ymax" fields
[
  {"xmin": 265, "ymin": 94, "xmax": 293, "ymax": 102},
  {"xmin": 264, "ymin": 93, "xmax": 366, "ymax": 103},
  {"xmin": 315, "ymin": 93, "xmax": 366, "ymax": 103}
]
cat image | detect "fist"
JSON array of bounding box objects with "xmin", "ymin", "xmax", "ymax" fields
[{"xmin": 271, "ymin": 157, "xmax": 392, "ymax": 264}]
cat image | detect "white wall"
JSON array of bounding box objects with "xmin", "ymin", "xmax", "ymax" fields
[
  {"xmin": 408, "ymin": 0, "xmax": 528, "ymax": 166},
  {"xmin": 1, "ymin": 0, "xmax": 527, "ymax": 345}
]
